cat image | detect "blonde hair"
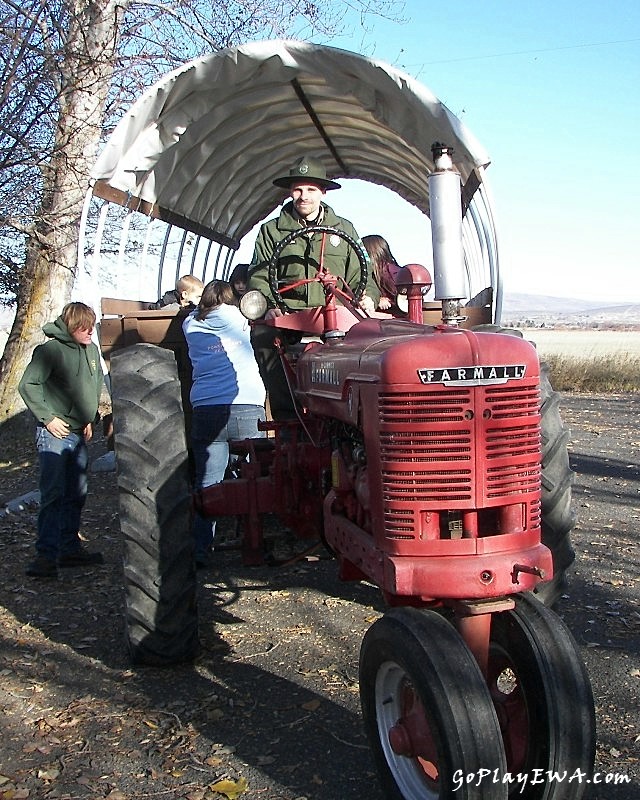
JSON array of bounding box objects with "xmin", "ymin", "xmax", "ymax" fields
[
  {"xmin": 61, "ymin": 302, "xmax": 96, "ymax": 332},
  {"xmin": 176, "ymin": 274, "xmax": 204, "ymax": 295}
]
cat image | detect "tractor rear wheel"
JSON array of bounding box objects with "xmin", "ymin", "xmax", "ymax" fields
[
  {"xmin": 536, "ymin": 361, "xmax": 575, "ymax": 605},
  {"xmin": 472, "ymin": 325, "xmax": 575, "ymax": 605},
  {"xmin": 359, "ymin": 607, "xmax": 507, "ymax": 799},
  {"xmin": 110, "ymin": 343, "xmax": 199, "ymax": 665},
  {"xmin": 488, "ymin": 592, "xmax": 595, "ymax": 799}
]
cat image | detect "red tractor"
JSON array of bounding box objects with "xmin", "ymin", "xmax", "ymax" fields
[
  {"xmin": 92, "ymin": 43, "xmax": 594, "ymax": 800},
  {"xmin": 202, "ymin": 236, "xmax": 595, "ymax": 800},
  {"xmin": 105, "ymin": 163, "xmax": 594, "ymax": 800}
]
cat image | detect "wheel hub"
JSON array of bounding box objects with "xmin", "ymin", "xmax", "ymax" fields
[{"xmin": 388, "ymin": 692, "xmax": 436, "ymax": 763}]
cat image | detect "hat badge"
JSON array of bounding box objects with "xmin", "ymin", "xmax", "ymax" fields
[{"xmin": 299, "ymin": 163, "xmax": 309, "ymax": 175}]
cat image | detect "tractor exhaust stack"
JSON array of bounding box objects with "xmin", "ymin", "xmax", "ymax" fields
[{"xmin": 429, "ymin": 143, "xmax": 466, "ymax": 325}]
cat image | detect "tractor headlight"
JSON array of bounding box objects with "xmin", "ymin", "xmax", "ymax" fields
[{"xmin": 240, "ymin": 290, "xmax": 268, "ymax": 320}]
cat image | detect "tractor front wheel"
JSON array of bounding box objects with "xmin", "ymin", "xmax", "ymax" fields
[
  {"xmin": 488, "ymin": 592, "xmax": 595, "ymax": 799},
  {"xmin": 359, "ymin": 607, "xmax": 507, "ymax": 799}
]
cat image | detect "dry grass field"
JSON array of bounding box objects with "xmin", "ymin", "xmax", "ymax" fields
[
  {"xmin": 524, "ymin": 329, "xmax": 640, "ymax": 358},
  {"xmin": 522, "ymin": 329, "xmax": 640, "ymax": 392}
]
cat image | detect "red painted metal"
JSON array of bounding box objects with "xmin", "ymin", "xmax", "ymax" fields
[
  {"xmin": 197, "ymin": 284, "xmax": 551, "ymax": 621},
  {"xmin": 389, "ymin": 685, "xmax": 438, "ymax": 767}
]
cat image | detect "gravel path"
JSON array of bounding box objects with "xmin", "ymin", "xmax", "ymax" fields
[{"xmin": 0, "ymin": 391, "xmax": 638, "ymax": 799}]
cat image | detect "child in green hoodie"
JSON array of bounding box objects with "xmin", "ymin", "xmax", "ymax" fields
[{"xmin": 18, "ymin": 302, "xmax": 105, "ymax": 578}]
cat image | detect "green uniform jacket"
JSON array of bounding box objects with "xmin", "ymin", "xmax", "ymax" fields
[
  {"xmin": 18, "ymin": 317, "xmax": 103, "ymax": 433},
  {"xmin": 248, "ymin": 201, "xmax": 380, "ymax": 310}
]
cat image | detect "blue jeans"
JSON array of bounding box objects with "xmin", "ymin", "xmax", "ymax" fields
[
  {"xmin": 190, "ymin": 404, "xmax": 266, "ymax": 560},
  {"xmin": 35, "ymin": 426, "xmax": 88, "ymax": 561}
]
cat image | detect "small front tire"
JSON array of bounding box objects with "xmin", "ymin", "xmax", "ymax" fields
[{"xmin": 360, "ymin": 607, "xmax": 507, "ymax": 799}]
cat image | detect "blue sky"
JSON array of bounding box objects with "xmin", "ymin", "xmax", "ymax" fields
[{"xmin": 240, "ymin": 1, "xmax": 639, "ymax": 303}]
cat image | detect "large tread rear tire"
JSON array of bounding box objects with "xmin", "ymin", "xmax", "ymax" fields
[
  {"xmin": 472, "ymin": 325, "xmax": 575, "ymax": 606},
  {"xmin": 536, "ymin": 361, "xmax": 575, "ymax": 606},
  {"xmin": 111, "ymin": 343, "xmax": 199, "ymax": 665}
]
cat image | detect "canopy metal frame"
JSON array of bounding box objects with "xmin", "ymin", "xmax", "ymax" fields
[{"xmin": 79, "ymin": 39, "xmax": 502, "ymax": 319}]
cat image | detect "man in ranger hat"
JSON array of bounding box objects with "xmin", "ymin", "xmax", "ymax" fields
[
  {"xmin": 248, "ymin": 155, "xmax": 378, "ymax": 313},
  {"xmin": 247, "ymin": 155, "xmax": 380, "ymax": 419}
]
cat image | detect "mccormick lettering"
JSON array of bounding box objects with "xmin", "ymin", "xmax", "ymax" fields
[
  {"xmin": 417, "ymin": 364, "xmax": 526, "ymax": 386},
  {"xmin": 311, "ymin": 361, "xmax": 341, "ymax": 386}
]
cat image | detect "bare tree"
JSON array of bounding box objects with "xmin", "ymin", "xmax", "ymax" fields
[
  {"xmin": 0, "ymin": 0, "xmax": 124, "ymax": 424},
  {"xmin": 0, "ymin": 0, "xmax": 401, "ymax": 423}
]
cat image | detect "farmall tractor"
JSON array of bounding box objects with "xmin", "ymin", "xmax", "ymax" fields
[{"xmin": 89, "ymin": 41, "xmax": 595, "ymax": 800}]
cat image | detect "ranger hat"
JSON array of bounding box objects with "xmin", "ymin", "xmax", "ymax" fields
[{"xmin": 273, "ymin": 156, "xmax": 341, "ymax": 190}]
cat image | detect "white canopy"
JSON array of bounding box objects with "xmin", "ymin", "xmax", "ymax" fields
[
  {"xmin": 86, "ymin": 39, "xmax": 501, "ymax": 315},
  {"xmin": 91, "ymin": 39, "xmax": 492, "ymax": 245}
]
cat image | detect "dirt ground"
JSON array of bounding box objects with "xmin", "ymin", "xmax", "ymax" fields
[{"xmin": 0, "ymin": 392, "xmax": 638, "ymax": 800}]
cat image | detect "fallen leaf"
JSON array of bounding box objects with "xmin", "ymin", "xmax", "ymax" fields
[
  {"xmin": 209, "ymin": 777, "xmax": 248, "ymax": 799},
  {"xmin": 301, "ymin": 699, "xmax": 321, "ymax": 712},
  {"xmin": 37, "ymin": 768, "xmax": 59, "ymax": 781}
]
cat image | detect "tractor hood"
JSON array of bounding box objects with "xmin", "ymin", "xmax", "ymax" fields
[{"xmin": 296, "ymin": 321, "xmax": 540, "ymax": 424}]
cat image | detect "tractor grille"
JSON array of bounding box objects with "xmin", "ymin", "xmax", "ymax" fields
[
  {"xmin": 378, "ymin": 384, "xmax": 541, "ymax": 539},
  {"xmin": 484, "ymin": 384, "xmax": 540, "ymax": 498}
]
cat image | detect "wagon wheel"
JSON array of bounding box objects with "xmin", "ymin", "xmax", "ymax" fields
[
  {"xmin": 267, "ymin": 225, "xmax": 368, "ymax": 314},
  {"xmin": 488, "ymin": 592, "xmax": 595, "ymax": 799},
  {"xmin": 359, "ymin": 607, "xmax": 507, "ymax": 800}
]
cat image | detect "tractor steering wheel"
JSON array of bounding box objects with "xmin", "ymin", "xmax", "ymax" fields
[{"xmin": 267, "ymin": 225, "xmax": 369, "ymax": 314}]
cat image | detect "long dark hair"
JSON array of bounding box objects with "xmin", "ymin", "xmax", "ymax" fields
[
  {"xmin": 228, "ymin": 263, "xmax": 250, "ymax": 302},
  {"xmin": 362, "ymin": 235, "xmax": 400, "ymax": 296},
  {"xmin": 196, "ymin": 280, "xmax": 234, "ymax": 320}
]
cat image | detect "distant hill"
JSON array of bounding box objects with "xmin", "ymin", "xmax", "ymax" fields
[{"xmin": 501, "ymin": 293, "xmax": 640, "ymax": 326}]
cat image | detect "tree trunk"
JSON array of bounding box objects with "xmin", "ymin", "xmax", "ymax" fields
[{"xmin": 0, "ymin": 0, "xmax": 125, "ymax": 424}]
